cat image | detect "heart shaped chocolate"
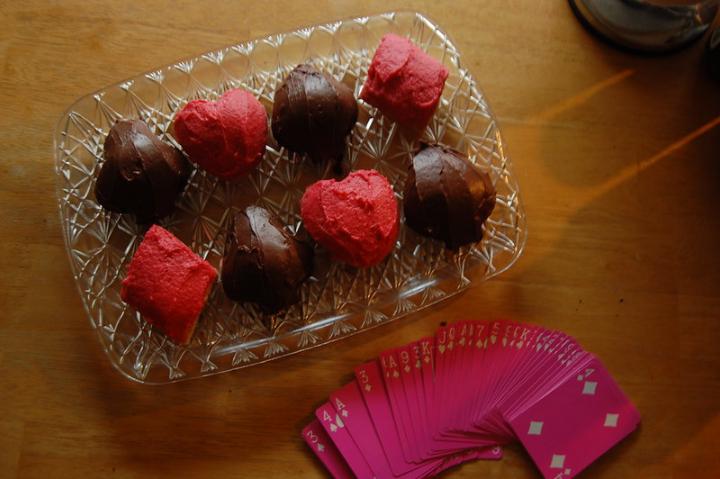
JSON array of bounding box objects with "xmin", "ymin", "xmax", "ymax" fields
[
  {"xmin": 300, "ymin": 169, "xmax": 398, "ymax": 268},
  {"xmin": 173, "ymin": 88, "xmax": 268, "ymax": 180}
]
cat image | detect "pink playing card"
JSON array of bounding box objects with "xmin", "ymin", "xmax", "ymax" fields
[
  {"xmin": 408, "ymin": 339, "xmax": 461, "ymax": 460},
  {"xmin": 316, "ymin": 401, "xmax": 376, "ymax": 479},
  {"xmin": 447, "ymin": 321, "xmax": 485, "ymax": 439},
  {"xmin": 452, "ymin": 322, "xmax": 477, "ymax": 420},
  {"xmin": 441, "ymin": 321, "xmax": 469, "ymax": 436},
  {"xmin": 304, "ymin": 320, "xmax": 639, "ymax": 479},
  {"xmin": 428, "ymin": 323, "xmax": 500, "ymax": 453},
  {"xmin": 397, "ymin": 343, "xmax": 435, "ymax": 458},
  {"xmin": 431, "ymin": 324, "xmax": 451, "ymax": 439},
  {"xmin": 380, "ymin": 349, "xmax": 425, "ymax": 463},
  {"xmin": 437, "ymin": 322, "xmax": 460, "ymax": 436},
  {"xmin": 355, "ymin": 361, "xmax": 421, "ymax": 475},
  {"xmin": 457, "ymin": 321, "xmax": 490, "ymax": 431},
  {"xmin": 330, "ymin": 381, "xmax": 396, "ymax": 478},
  {"xmin": 331, "ymin": 380, "xmax": 448, "ymax": 479},
  {"xmin": 432, "ymin": 323, "xmax": 465, "ymax": 441},
  {"xmin": 468, "ymin": 320, "xmax": 517, "ymax": 440},
  {"xmin": 507, "ymin": 356, "xmax": 640, "ymax": 479},
  {"xmin": 302, "ymin": 420, "xmax": 354, "ymax": 479}
]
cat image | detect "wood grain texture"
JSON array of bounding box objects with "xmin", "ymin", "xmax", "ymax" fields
[{"xmin": 2, "ymin": 1, "xmax": 720, "ymax": 477}]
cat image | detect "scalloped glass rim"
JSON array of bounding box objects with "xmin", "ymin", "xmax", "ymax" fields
[{"xmin": 54, "ymin": 11, "xmax": 527, "ymax": 384}]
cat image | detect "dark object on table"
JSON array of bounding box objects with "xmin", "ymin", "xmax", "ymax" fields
[
  {"xmin": 707, "ymin": 27, "xmax": 720, "ymax": 79},
  {"xmin": 271, "ymin": 64, "xmax": 358, "ymax": 174},
  {"xmin": 404, "ymin": 144, "xmax": 496, "ymax": 250},
  {"xmin": 221, "ymin": 206, "xmax": 313, "ymax": 313},
  {"xmin": 96, "ymin": 120, "xmax": 190, "ymax": 222},
  {"xmin": 568, "ymin": 0, "xmax": 718, "ymax": 53}
]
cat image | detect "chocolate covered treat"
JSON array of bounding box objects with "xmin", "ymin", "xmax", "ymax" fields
[
  {"xmin": 271, "ymin": 64, "xmax": 358, "ymax": 171},
  {"xmin": 403, "ymin": 144, "xmax": 496, "ymax": 249},
  {"xmin": 221, "ymin": 206, "xmax": 313, "ymax": 313},
  {"xmin": 95, "ymin": 120, "xmax": 190, "ymax": 222}
]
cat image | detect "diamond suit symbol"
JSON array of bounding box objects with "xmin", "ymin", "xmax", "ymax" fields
[
  {"xmin": 393, "ymin": 370, "xmax": 399, "ymax": 378},
  {"xmin": 438, "ymin": 344, "xmax": 446, "ymax": 354},
  {"xmin": 582, "ymin": 381, "xmax": 597, "ymax": 395},
  {"xmin": 403, "ymin": 365, "xmax": 410, "ymax": 373},
  {"xmin": 528, "ymin": 421, "xmax": 544, "ymax": 436},
  {"xmin": 341, "ymin": 410, "xmax": 349, "ymax": 418},
  {"xmin": 364, "ymin": 383, "xmax": 372, "ymax": 392},
  {"xmin": 550, "ymin": 454, "xmax": 565, "ymax": 469},
  {"xmin": 330, "ymin": 424, "xmax": 337, "ymax": 432},
  {"xmin": 317, "ymin": 444, "xmax": 325, "ymax": 452},
  {"xmin": 604, "ymin": 413, "xmax": 619, "ymax": 427}
]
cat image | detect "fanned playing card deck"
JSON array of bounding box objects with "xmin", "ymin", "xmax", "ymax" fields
[{"xmin": 302, "ymin": 320, "xmax": 640, "ymax": 478}]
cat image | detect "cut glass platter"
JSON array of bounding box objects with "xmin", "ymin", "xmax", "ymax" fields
[{"xmin": 54, "ymin": 11, "xmax": 527, "ymax": 384}]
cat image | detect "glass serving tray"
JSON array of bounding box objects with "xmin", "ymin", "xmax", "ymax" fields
[{"xmin": 54, "ymin": 12, "xmax": 526, "ymax": 384}]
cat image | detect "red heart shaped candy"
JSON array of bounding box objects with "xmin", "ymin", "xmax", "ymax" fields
[
  {"xmin": 173, "ymin": 88, "xmax": 267, "ymax": 180},
  {"xmin": 301, "ymin": 169, "xmax": 399, "ymax": 267}
]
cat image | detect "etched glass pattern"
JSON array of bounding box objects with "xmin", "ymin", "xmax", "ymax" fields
[{"xmin": 54, "ymin": 12, "xmax": 527, "ymax": 383}]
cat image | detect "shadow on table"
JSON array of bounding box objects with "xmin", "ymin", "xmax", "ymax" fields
[
  {"xmin": 71, "ymin": 290, "xmax": 469, "ymax": 476},
  {"xmin": 530, "ymin": 9, "xmax": 720, "ymax": 190},
  {"xmin": 502, "ymin": 85, "xmax": 720, "ymax": 476}
]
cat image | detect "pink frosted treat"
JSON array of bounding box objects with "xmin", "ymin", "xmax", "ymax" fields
[{"xmin": 360, "ymin": 34, "xmax": 449, "ymax": 129}]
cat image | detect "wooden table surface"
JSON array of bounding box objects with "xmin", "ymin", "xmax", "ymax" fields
[{"xmin": 3, "ymin": 1, "xmax": 720, "ymax": 477}]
